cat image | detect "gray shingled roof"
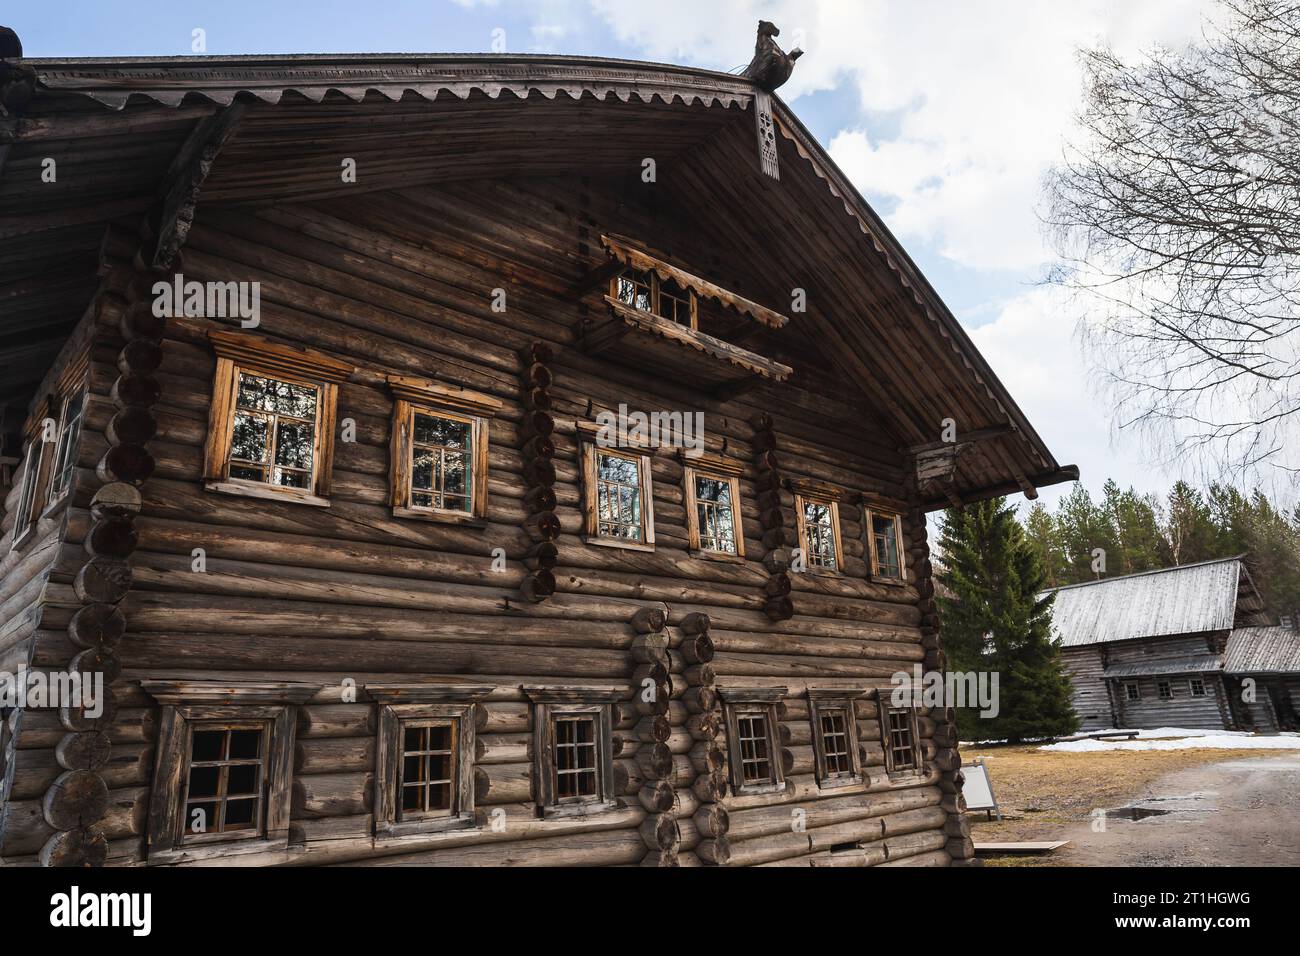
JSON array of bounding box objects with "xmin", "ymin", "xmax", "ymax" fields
[
  {"xmin": 1103, "ymin": 657, "xmax": 1224, "ymax": 678},
  {"xmin": 1225, "ymin": 626, "xmax": 1300, "ymax": 674},
  {"xmin": 1042, "ymin": 557, "xmax": 1243, "ymax": 648}
]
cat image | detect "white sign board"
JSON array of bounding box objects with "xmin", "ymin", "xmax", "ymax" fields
[{"xmin": 962, "ymin": 761, "xmax": 999, "ymax": 818}]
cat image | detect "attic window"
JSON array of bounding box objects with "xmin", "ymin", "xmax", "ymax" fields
[
  {"xmin": 612, "ymin": 268, "xmax": 697, "ymax": 329},
  {"xmin": 579, "ymin": 235, "xmax": 792, "ymax": 396}
]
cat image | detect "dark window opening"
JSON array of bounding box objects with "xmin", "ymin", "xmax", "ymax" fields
[
  {"xmin": 183, "ymin": 724, "xmax": 267, "ymax": 839},
  {"xmin": 554, "ymin": 714, "xmax": 600, "ymax": 801}
]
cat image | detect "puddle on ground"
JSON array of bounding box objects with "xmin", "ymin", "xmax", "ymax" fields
[{"xmin": 1106, "ymin": 806, "xmax": 1171, "ymax": 821}]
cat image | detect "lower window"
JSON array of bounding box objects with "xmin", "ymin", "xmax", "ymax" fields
[
  {"xmin": 720, "ymin": 687, "xmax": 787, "ymax": 795},
  {"xmin": 882, "ymin": 706, "xmax": 921, "ymax": 774},
  {"xmin": 141, "ymin": 680, "xmax": 317, "ymax": 864},
  {"xmin": 368, "ymin": 688, "xmax": 490, "ymax": 837},
  {"xmin": 1157, "ymin": 680, "xmax": 1173, "ymax": 700},
  {"xmin": 808, "ymin": 690, "xmax": 865, "ymax": 787},
  {"xmin": 525, "ymin": 686, "xmax": 621, "ymax": 817},
  {"xmin": 182, "ymin": 722, "xmax": 270, "ymax": 840},
  {"xmin": 1189, "ymin": 678, "xmax": 1206, "ymax": 697}
]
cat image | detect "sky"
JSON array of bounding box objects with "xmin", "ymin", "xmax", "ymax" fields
[{"xmin": 13, "ymin": 0, "xmax": 1269, "ymax": 510}]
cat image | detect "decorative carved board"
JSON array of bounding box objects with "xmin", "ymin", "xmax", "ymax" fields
[{"xmin": 754, "ymin": 90, "xmax": 779, "ymax": 180}]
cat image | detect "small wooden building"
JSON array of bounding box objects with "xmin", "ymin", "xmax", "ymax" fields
[
  {"xmin": 1047, "ymin": 557, "xmax": 1286, "ymax": 731},
  {"xmin": 0, "ymin": 25, "xmax": 1076, "ymax": 866}
]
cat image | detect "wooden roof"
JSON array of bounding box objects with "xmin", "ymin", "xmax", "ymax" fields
[
  {"xmin": 1044, "ymin": 556, "xmax": 1269, "ymax": 648},
  {"xmin": 0, "ymin": 49, "xmax": 1075, "ymax": 506}
]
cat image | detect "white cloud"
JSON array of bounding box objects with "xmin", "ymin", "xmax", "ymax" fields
[{"xmin": 586, "ymin": 0, "xmax": 1218, "ymax": 273}]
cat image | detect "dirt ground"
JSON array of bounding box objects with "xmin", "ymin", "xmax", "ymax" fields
[{"xmin": 965, "ymin": 745, "xmax": 1300, "ymax": 866}]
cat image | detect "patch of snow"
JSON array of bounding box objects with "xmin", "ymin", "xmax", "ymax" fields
[{"xmin": 1041, "ymin": 733, "xmax": 1300, "ymax": 753}]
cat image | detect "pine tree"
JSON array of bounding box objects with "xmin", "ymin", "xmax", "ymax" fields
[
  {"xmin": 936, "ymin": 498, "xmax": 1079, "ymax": 743},
  {"xmin": 1164, "ymin": 481, "xmax": 1217, "ymax": 564},
  {"xmin": 1023, "ymin": 502, "xmax": 1064, "ymax": 588}
]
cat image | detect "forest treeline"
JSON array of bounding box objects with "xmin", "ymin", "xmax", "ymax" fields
[{"xmin": 1023, "ymin": 479, "xmax": 1300, "ymax": 619}]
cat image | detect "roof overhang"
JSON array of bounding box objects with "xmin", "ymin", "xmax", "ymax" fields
[{"xmin": 0, "ymin": 49, "xmax": 1072, "ymax": 505}]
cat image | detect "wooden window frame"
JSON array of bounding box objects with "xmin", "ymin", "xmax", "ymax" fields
[
  {"xmin": 719, "ymin": 686, "xmax": 787, "ymax": 796},
  {"xmin": 1157, "ymin": 680, "xmax": 1174, "ymax": 700},
  {"xmin": 524, "ymin": 685, "xmax": 623, "ymax": 818},
  {"xmin": 43, "ymin": 386, "xmax": 87, "ymax": 513},
  {"xmin": 880, "ymin": 705, "xmax": 923, "ymax": 777},
  {"xmin": 8, "ymin": 434, "xmax": 46, "ymax": 552},
  {"xmin": 808, "ymin": 689, "xmax": 865, "ymax": 789},
  {"xmin": 682, "ymin": 452, "xmax": 746, "ymax": 561},
  {"xmin": 368, "ymin": 684, "xmax": 493, "ymax": 837},
  {"xmin": 610, "ymin": 268, "xmax": 699, "ymax": 331},
  {"xmin": 141, "ymin": 680, "xmax": 320, "ymax": 865},
  {"xmin": 578, "ymin": 429, "xmax": 656, "ymax": 552},
  {"xmin": 1124, "ymin": 681, "xmax": 1142, "ymax": 701},
  {"xmin": 386, "ymin": 376, "xmax": 500, "ymax": 525},
  {"xmin": 794, "ymin": 491, "xmax": 843, "ymax": 574},
  {"xmin": 1189, "ymin": 677, "xmax": 1206, "ymax": 697},
  {"xmin": 866, "ymin": 508, "xmax": 906, "ymax": 585},
  {"xmin": 202, "ymin": 331, "xmax": 353, "ymax": 508}
]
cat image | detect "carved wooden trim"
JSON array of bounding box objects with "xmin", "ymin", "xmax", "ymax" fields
[
  {"xmin": 384, "ymin": 373, "xmax": 503, "ymax": 416},
  {"xmin": 601, "ymin": 234, "xmax": 788, "ymax": 329},
  {"xmin": 208, "ymin": 329, "xmax": 354, "ymax": 383},
  {"xmin": 601, "ymin": 296, "xmax": 792, "ymax": 381},
  {"xmin": 151, "ymin": 102, "xmax": 246, "ymax": 270},
  {"xmin": 140, "ymin": 679, "xmax": 323, "ymax": 706},
  {"xmin": 364, "ymin": 684, "xmax": 495, "ymax": 704}
]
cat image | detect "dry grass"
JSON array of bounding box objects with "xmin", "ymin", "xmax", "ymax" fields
[{"xmin": 963, "ymin": 744, "xmax": 1298, "ymax": 865}]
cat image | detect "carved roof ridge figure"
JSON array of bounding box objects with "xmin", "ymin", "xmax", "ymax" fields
[{"xmin": 742, "ymin": 20, "xmax": 803, "ymax": 92}]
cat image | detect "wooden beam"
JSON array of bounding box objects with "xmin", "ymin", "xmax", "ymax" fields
[
  {"xmin": 151, "ymin": 102, "xmax": 247, "ymax": 270},
  {"xmin": 1015, "ymin": 474, "xmax": 1039, "ymax": 500},
  {"xmin": 569, "ymin": 258, "xmax": 624, "ymax": 298},
  {"xmin": 902, "ymin": 425, "xmax": 1013, "ymax": 456}
]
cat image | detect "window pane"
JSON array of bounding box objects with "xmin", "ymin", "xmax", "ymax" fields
[
  {"xmin": 596, "ymin": 453, "xmax": 642, "ymax": 540},
  {"xmin": 226, "ymin": 763, "xmax": 259, "ymax": 797},
  {"xmin": 191, "ymin": 729, "xmax": 225, "ymax": 762},
  {"xmin": 597, "ymin": 453, "xmax": 639, "ymax": 483},
  {"xmin": 223, "ymin": 798, "xmax": 257, "ymax": 829},
  {"xmin": 873, "ymin": 515, "xmax": 901, "ymax": 578},
  {"xmin": 230, "ymin": 372, "xmax": 320, "ymax": 491},
  {"xmin": 414, "ymin": 413, "xmax": 469, "ymax": 449},
  {"xmin": 409, "ymin": 412, "xmax": 475, "ymax": 512},
  {"xmin": 615, "ymin": 271, "xmax": 653, "ymax": 312},
  {"xmin": 803, "ymin": 501, "xmax": 837, "ymax": 570},
  {"xmin": 229, "ymin": 729, "xmax": 261, "ymax": 760},
  {"xmin": 48, "ymin": 391, "xmax": 86, "ymax": 502},
  {"xmin": 274, "ymin": 419, "xmax": 315, "ymax": 470},
  {"xmin": 188, "ymin": 765, "xmax": 220, "ymax": 799},
  {"xmin": 231, "ymin": 412, "xmax": 269, "ymax": 464}
]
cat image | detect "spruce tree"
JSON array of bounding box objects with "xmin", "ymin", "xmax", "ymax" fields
[{"xmin": 936, "ymin": 498, "xmax": 1079, "ymax": 743}]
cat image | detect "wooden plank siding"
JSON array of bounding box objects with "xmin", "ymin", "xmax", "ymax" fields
[{"xmin": 2, "ymin": 174, "xmax": 956, "ymax": 866}]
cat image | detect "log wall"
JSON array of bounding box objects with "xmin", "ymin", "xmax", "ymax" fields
[{"xmin": 2, "ymin": 174, "xmax": 962, "ymax": 866}]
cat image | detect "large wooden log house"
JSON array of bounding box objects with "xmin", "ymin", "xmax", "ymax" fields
[{"xmin": 0, "ymin": 24, "xmax": 1076, "ymax": 867}]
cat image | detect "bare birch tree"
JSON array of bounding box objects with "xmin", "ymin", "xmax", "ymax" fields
[{"xmin": 1046, "ymin": 0, "xmax": 1300, "ymax": 478}]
